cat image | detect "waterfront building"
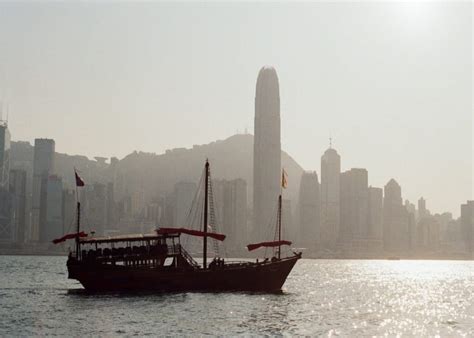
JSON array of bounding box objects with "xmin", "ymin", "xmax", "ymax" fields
[
  {"xmin": 0, "ymin": 189, "xmax": 14, "ymax": 242},
  {"xmin": 383, "ymin": 179, "xmax": 410, "ymax": 254},
  {"xmin": 159, "ymin": 193, "xmax": 176, "ymax": 228},
  {"xmin": 39, "ymin": 175, "xmax": 63, "ymax": 243},
  {"xmin": 282, "ymin": 198, "xmax": 293, "ymax": 242},
  {"xmin": 434, "ymin": 212, "xmax": 453, "ymax": 252},
  {"xmin": 213, "ymin": 178, "xmax": 248, "ymax": 249},
  {"xmin": 415, "ymin": 198, "xmax": 439, "ymax": 254},
  {"xmin": 145, "ymin": 201, "xmax": 161, "ymax": 225},
  {"xmin": 62, "ymin": 189, "xmax": 76, "ymax": 236},
  {"xmin": 460, "ymin": 201, "xmax": 474, "ymax": 255},
  {"xmin": 444, "ymin": 219, "xmax": 465, "ymax": 255},
  {"xmin": 320, "ymin": 146, "xmax": 341, "ymax": 250},
  {"xmin": 130, "ymin": 190, "xmax": 146, "ymax": 218},
  {"xmin": 0, "ymin": 121, "xmax": 13, "ymax": 243},
  {"xmin": 405, "ymin": 202, "xmax": 417, "ymax": 252},
  {"xmin": 418, "ymin": 197, "xmax": 428, "ymax": 220},
  {"xmin": 31, "ymin": 138, "xmax": 55, "ymax": 241},
  {"xmin": 86, "ymin": 183, "xmax": 107, "ymax": 236},
  {"xmin": 367, "ymin": 186, "xmax": 383, "ymax": 252},
  {"xmin": 253, "ymin": 66, "xmax": 281, "ymax": 242},
  {"xmin": 9, "ymin": 169, "xmax": 27, "ymax": 243},
  {"xmin": 297, "ymin": 171, "xmax": 320, "ymax": 249},
  {"xmin": 106, "ymin": 182, "xmax": 117, "ymax": 227},
  {"xmin": 174, "ymin": 181, "xmax": 197, "ymax": 227},
  {"xmin": 416, "ymin": 216, "xmax": 440, "ymax": 253},
  {"xmin": 339, "ymin": 168, "xmax": 369, "ymax": 253},
  {"xmin": 0, "ymin": 120, "xmax": 11, "ymax": 189}
]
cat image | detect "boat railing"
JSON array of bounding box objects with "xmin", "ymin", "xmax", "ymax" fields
[
  {"xmin": 167, "ymin": 244, "xmax": 179, "ymax": 255},
  {"xmin": 78, "ymin": 243, "xmax": 169, "ymax": 262},
  {"xmin": 177, "ymin": 244, "xmax": 200, "ymax": 268}
]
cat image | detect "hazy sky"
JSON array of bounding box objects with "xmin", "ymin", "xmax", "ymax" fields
[{"xmin": 0, "ymin": 1, "xmax": 472, "ymax": 216}]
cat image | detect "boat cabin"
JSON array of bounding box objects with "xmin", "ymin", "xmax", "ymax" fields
[{"xmin": 74, "ymin": 232, "xmax": 200, "ymax": 269}]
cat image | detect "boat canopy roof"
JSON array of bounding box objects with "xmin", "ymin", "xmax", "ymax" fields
[{"xmin": 80, "ymin": 232, "xmax": 179, "ymax": 244}]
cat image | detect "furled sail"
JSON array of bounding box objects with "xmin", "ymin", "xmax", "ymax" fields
[
  {"xmin": 246, "ymin": 240, "xmax": 292, "ymax": 251},
  {"xmin": 52, "ymin": 231, "xmax": 88, "ymax": 244},
  {"xmin": 156, "ymin": 227, "xmax": 226, "ymax": 241}
]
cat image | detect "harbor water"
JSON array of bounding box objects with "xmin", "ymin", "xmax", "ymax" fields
[{"xmin": 0, "ymin": 256, "xmax": 472, "ymax": 336}]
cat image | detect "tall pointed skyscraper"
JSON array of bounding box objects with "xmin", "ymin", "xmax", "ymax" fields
[
  {"xmin": 320, "ymin": 144, "xmax": 341, "ymax": 250},
  {"xmin": 253, "ymin": 66, "xmax": 281, "ymax": 241}
]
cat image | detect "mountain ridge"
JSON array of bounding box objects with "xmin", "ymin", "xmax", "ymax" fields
[{"xmin": 11, "ymin": 133, "xmax": 305, "ymax": 206}]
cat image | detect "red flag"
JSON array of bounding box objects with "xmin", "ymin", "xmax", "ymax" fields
[{"xmin": 75, "ymin": 171, "xmax": 85, "ymax": 187}]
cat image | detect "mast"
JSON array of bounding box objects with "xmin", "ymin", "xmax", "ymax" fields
[
  {"xmin": 76, "ymin": 201, "xmax": 80, "ymax": 259},
  {"xmin": 278, "ymin": 168, "xmax": 286, "ymax": 260},
  {"xmin": 203, "ymin": 160, "xmax": 209, "ymax": 269},
  {"xmin": 278, "ymin": 194, "xmax": 282, "ymax": 259}
]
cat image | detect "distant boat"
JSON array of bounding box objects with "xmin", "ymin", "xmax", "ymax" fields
[{"xmin": 56, "ymin": 160, "xmax": 301, "ymax": 292}]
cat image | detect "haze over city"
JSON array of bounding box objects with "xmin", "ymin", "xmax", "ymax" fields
[
  {"xmin": 0, "ymin": 2, "xmax": 474, "ymax": 336},
  {"xmin": 0, "ymin": 1, "xmax": 471, "ymax": 216}
]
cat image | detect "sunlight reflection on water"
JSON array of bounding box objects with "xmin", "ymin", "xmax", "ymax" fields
[{"xmin": 0, "ymin": 256, "xmax": 472, "ymax": 336}]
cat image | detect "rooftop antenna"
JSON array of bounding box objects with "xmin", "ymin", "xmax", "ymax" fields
[{"xmin": 329, "ymin": 135, "xmax": 333, "ymax": 149}]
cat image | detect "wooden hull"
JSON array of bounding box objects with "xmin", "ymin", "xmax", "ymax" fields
[{"xmin": 67, "ymin": 255, "xmax": 300, "ymax": 293}]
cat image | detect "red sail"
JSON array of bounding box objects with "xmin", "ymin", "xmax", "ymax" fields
[
  {"xmin": 247, "ymin": 240, "xmax": 292, "ymax": 251},
  {"xmin": 52, "ymin": 231, "xmax": 88, "ymax": 244},
  {"xmin": 156, "ymin": 228, "xmax": 226, "ymax": 241}
]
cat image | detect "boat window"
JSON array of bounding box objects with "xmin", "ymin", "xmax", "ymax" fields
[{"xmin": 163, "ymin": 257, "xmax": 174, "ymax": 266}]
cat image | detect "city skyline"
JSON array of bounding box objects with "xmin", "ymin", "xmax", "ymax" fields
[
  {"xmin": 0, "ymin": 59, "xmax": 472, "ymax": 262},
  {"xmin": 0, "ymin": 1, "xmax": 472, "ymax": 216},
  {"xmin": 0, "ymin": 2, "xmax": 473, "ymax": 336}
]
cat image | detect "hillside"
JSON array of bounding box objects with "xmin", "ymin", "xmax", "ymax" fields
[
  {"xmin": 116, "ymin": 133, "xmax": 303, "ymax": 203},
  {"xmin": 11, "ymin": 134, "xmax": 304, "ymax": 205}
]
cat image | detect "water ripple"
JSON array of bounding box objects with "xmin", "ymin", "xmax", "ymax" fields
[{"xmin": 0, "ymin": 256, "xmax": 472, "ymax": 336}]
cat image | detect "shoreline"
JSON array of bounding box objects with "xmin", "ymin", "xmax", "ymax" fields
[{"xmin": 1, "ymin": 252, "xmax": 472, "ymax": 261}]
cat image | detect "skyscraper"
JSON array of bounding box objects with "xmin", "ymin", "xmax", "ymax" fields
[
  {"xmin": 86, "ymin": 183, "xmax": 108, "ymax": 236},
  {"xmin": 418, "ymin": 197, "xmax": 431, "ymax": 221},
  {"xmin": 39, "ymin": 175, "xmax": 63, "ymax": 243},
  {"xmin": 460, "ymin": 200, "xmax": 474, "ymax": 255},
  {"xmin": 174, "ymin": 181, "xmax": 197, "ymax": 228},
  {"xmin": 0, "ymin": 189, "xmax": 14, "ymax": 242},
  {"xmin": 0, "ymin": 121, "xmax": 11, "ymax": 189},
  {"xmin": 9, "ymin": 169, "xmax": 27, "ymax": 243},
  {"xmin": 106, "ymin": 182, "xmax": 117, "ymax": 227},
  {"xmin": 297, "ymin": 171, "xmax": 320, "ymax": 249},
  {"xmin": 320, "ymin": 146, "xmax": 341, "ymax": 250},
  {"xmin": 212, "ymin": 178, "xmax": 248, "ymax": 250},
  {"xmin": 31, "ymin": 138, "xmax": 55, "ymax": 241},
  {"xmin": 339, "ymin": 168, "xmax": 369, "ymax": 253},
  {"xmin": 253, "ymin": 66, "xmax": 281, "ymax": 241},
  {"xmin": 367, "ymin": 186, "xmax": 383, "ymax": 252},
  {"xmin": 383, "ymin": 179, "xmax": 410, "ymax": 253},
  {"xmin": 62, "ymin": 189, "xmax": 76, "ymax": 237},
  {"xmin": 0, "ymin": 121, "xmax": 13, "ymax": 242}
]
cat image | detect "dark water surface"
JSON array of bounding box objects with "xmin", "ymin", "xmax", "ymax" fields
[{"xmin": 0, "ymin": 256, "xmax": 473, "ymax": 336}]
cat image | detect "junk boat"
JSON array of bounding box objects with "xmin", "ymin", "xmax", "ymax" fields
[{"xmin": 57, "ymin": 160, "xmax": 301, "ymax": 292}]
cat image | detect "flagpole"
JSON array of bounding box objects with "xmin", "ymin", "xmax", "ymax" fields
[
  {"xmin": 74, "ymin": 168, "xmax": 81, "ymax": 260},
  {"xmin": 278, "ymin": 169, "xmax": 284, "ymax": 260}
]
